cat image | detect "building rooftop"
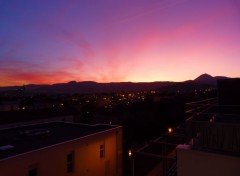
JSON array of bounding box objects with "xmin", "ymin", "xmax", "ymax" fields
[
  {"xmin": 186, "ymin": 98, "xmax": 240, "ymax": 156},
  {"xmin": 189, "ymin": 113, "xmax": 240, "ymax": 124},
  {"xmin": 0, "ymin": 122, "xmax": 120, "ymax": 160}
]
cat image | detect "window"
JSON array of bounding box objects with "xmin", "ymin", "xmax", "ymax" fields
[
  {"xmin": 28, "ymin": 168, "xmax": 37, "ymax": 176},
  {"xmin": 67, "ymin": 151, "xmax": 74, "ymax": 173},
  {"xmin": 100, "ymin": 144, "xmax": 105, "ymax": 159}
]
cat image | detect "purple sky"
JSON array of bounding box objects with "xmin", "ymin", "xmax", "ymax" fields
[{"xmin": 0, "ymin": 0, "xmax": 240, "ymax": 86}]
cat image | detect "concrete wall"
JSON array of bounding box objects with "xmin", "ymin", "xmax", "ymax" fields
[
  {"xmin": 0, "ymin": 127, "xmax": 122, "ymax": 176},
  {"xmin": 177, "ymin": 145, "xmax": 240, "ymax": 176}
]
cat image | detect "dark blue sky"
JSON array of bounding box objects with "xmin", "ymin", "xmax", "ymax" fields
[{"xmin": 1, "ymin": 0, "xmax": 240, "ymax": 86}]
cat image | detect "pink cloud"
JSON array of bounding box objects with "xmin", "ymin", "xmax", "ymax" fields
[{"xmin": 1, "ymin": 0, "xmax": 239, "ymax": 86}]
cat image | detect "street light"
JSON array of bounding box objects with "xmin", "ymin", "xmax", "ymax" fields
[
  {"xmin": 128, "ymin": 149, "xmax": 135, "ymax": 176},
  {"xmin": 128, "ymin": 150, "xmax": 132, "ymax": 157}
]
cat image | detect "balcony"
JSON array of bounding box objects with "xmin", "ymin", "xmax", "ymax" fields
[{"xmin": 185, "ymin": 98, "xmax": 240, "ymax": 155}]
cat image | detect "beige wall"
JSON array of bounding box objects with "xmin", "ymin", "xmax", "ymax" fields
[
  {"xmin": 0, "ymin": 127, "xmax": 122, "ymax": 176},
  {"xmin": 177, "ymin": 145, "xmax": 240, "ymax": 176}
]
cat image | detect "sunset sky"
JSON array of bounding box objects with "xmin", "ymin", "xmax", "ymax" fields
[{"xmin": 0, "ymin": 0, "xmax": 240, "ymax": 86}]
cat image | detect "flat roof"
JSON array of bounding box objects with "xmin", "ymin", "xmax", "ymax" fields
[
  {"xmin": 189, "ymin": 113, "xmax": 240, "ymax": 124},
  {"xmin": 0, "ymin": 122, "xmax": 120, "ymax": 160}
]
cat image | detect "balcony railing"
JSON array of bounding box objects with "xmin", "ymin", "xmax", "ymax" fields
[{"xmin": 185, "ymin": 98, "xmax": 240, "ymax": 155}]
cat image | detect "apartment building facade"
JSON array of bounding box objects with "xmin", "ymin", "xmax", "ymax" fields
[{"xmin": 0, "ymin": 122, "xmax": 122, "ymax": 176}]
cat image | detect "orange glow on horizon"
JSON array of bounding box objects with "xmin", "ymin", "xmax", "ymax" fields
[{"xmin": 0, "ymin": 0, "xmax": 239, "ymax": 87}]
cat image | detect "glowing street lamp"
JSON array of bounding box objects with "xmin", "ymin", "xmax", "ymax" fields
[
  {"xmin": 168, "ymin": 127, "xmax": 173, "ymax": 133},
  {"xmin": 128, "ymin": 149, "xmax": 135, "ymax": 176},
  {"xmin": 128, "ymin": 150, "xmax": 132, "ymax": 157}
]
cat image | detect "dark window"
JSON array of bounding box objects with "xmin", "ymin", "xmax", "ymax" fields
[
  {"xmin": 100, "ymin": 144, "xmax": 105, "ymax": 158},
  {"xmin": 28, "ymin": 168, "xmax": 37, "ymax": 176},
  {"xmin": 67, "ymin": 152, "xmax": 74, "ymax": 173}
]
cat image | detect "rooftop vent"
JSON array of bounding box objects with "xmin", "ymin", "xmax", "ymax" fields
[
  {"xmin": 19, "ymin": 129, "xmax": 50, "ymax": 138},
  {"xmin": 0, "ymin": 145, "xmax": 14, "ymax": 151}
]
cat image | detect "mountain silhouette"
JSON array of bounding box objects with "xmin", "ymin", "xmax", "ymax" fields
[
  {"xmin": 194, "ymin": 73, "xmax": 228, "ymax": 85},
  {"xmin": 0, "ymin": 74, "xmax": 230, "ymax": 93}
]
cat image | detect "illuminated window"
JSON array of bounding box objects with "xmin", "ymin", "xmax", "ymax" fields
[
  {"xmin": 67, "ymin": 151, "xmax": 74, "ymax": 173},
  {"xmin": 100, "ymin": 144, "xmax": 105, "ymax": 158}
]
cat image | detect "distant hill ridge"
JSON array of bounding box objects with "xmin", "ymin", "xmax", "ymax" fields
[
  {"xmin": 194, "ymin": 73, "xmax": 229, "ymax": 85},
  {"xmin": 0, "ymin": 74, "xmax": 230, "ymax": 93}
]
